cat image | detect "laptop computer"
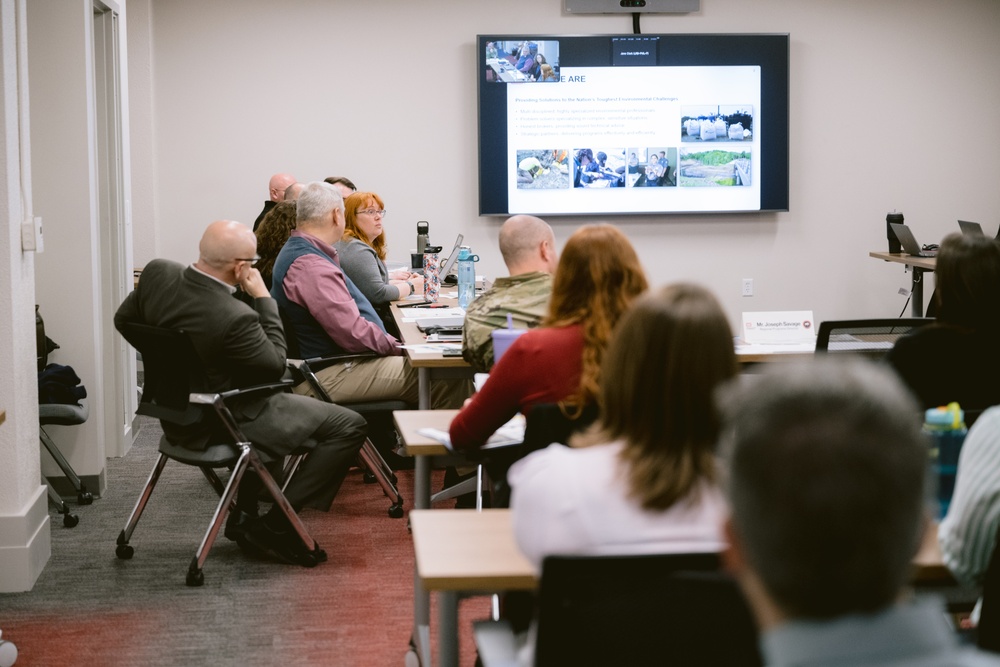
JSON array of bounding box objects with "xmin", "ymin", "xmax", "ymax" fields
[
  {"xmin": 958, "ymin": 220, "xmax": 985, "ymax": 236},
  {"xmin": 415, "ymin": 316, "xmax": 465, "ymax": 332},
  {"xmin": 440, "ymin": 234, "xmax": 465, "ymax": 281},
  {"xmin": 889, "ymin": 223, "xmax": 938, "ymax": 258}
]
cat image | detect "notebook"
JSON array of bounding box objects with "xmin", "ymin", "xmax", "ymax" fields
[
  {"xmin": 958, "ymin": 220, "xmax": 985, "ymax": 236},
  {"xmin": 889, "ymin": 223, "xmax": 938, "ymax": 258}
]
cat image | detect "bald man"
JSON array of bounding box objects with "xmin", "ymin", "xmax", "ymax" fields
[
  {"xmin": 253, "ymin": 172, "xmax": 296, "ymax": 232},
  {"xmin": 115, "ymin": 220, "xmax": 366, "ymax": 567},
  {"xmin": 461, "ymin": 215, "xmax": 557, "ymax": 372}
]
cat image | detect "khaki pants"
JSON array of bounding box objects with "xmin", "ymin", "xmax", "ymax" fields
[{"xmin": 295, "ymin": 356, "xmax": 470, "ymax": 409}]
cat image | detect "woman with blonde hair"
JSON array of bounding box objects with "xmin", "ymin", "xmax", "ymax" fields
[
  {"xmin": 509, "ymin": 282, "xmax": 737, "ymax": 567},
  {"xmin": 335, "ymin": 191, "xmax": 421, "ymax": 332},
  {"xmin": 449, "ymin": 223, "xmax": 648, "ymax": 451}
]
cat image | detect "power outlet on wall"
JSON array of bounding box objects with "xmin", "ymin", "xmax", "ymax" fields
[{"xmin": 742, "ymin": 278, "xmax": 754, "ymax": 297}]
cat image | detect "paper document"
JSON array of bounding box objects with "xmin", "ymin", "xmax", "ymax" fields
[
  {"xmin": 418, "ymin": 414, "xmax": 526, "ymax": 452},
  {"xmin": 399, "ymin": 343, "xmax": 462, "ymax": 353},
  {"xmin": 400, "ymin": 306, "xmax": 466, "ymax": 322}
]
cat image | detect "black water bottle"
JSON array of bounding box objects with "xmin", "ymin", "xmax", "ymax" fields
[{"xmin": 886, "ymin": 211, "xmax": 903, "ymax": 253}]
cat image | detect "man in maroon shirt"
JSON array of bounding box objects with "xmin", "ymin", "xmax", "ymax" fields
[{"xmin": 271, "ymin": 181, "xmax": 468, "ymax": 408}]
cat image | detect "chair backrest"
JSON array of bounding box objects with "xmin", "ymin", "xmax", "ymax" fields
[
  {"xmin": 118, "ymin": 322, "xmax": 206, "ymax": 426},
  {"xmin": 521, "ymin": 402, "xmax": 598, "ymax": 457},
  {"xmin": 978, "ymin": 527, "xmax": 1000, "ymax": 653},
  {"xmin": 815, "ymin": 318, "xmax": 934, "ymax": 358},
  {"xmin": 533, "ymin": 552, "xmax": 762, "ymax": 667}
]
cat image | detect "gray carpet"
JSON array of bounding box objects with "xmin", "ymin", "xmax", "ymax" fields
[{"xmin": 0, "ymin": 417, "xmax": 488, "ymax": 666}]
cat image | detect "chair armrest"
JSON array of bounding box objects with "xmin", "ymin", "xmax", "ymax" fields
[
  {"xmin": 473, "ymin": 619, "xmax": 521, "ymax": 667},
  {"xmin": 300, "ymin": 353, "xmax": 380, "ymax": 373},
  {"xmin": 189, "ymin": 380, "xmax": 294, "ymax": 405}
]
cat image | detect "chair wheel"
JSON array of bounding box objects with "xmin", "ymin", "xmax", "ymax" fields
[
  {"xmin": 116, "ymin": 544, "xmax": 134, "ymax": 559},
  {"xmin": 186, "ymin": 569, "xmax": 205, "ymax": 587},
  {"xmin": 78, "ymin": 491, "xmax": 94, "ymax": 505},
  {"xmin": 363, "ymin": 471, "xmax": 377, "ymax": 484},
  {"xmin": 388, "ymin": 503, "xmax": 404, "ymax": 519},
  {"xmin": 63, "ymin": 513, "xmax": 79, "ymax": 528}
]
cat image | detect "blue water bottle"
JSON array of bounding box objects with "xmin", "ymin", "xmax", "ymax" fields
[
  {"xmin": 457, "ymin": 246, "xmax": 479, "ymax": 310},
  {"xmin": 923, "ymin": 402, "xmax": 967, "ymax": 519}
]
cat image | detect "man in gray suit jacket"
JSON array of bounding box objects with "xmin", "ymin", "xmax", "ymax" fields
[{"xmin": 115, "ymin": 219, "xmax": 366, "ymax": 566}]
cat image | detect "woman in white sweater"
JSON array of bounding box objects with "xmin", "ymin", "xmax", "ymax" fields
[{"xmin": 509, "ymin": 283, "xmax": 738, "ymax": 568}]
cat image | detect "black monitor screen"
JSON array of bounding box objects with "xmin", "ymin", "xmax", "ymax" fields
[{"xmin": 478, "ymin": 34, "xmax": 790, "ymax": 216}]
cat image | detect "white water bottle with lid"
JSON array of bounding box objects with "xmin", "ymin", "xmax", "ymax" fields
[{"xmin": 457, "ymin": 246, "xmax": 479, "ymax": 310}]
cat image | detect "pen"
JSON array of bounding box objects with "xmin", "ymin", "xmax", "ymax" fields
[
  {"xmin": 396, "ymin": 301, "xmax": 433, "ymax": 308},
  {"xmin": 411, "ymin": 303, "xmax": 450, "ymax": 309}
]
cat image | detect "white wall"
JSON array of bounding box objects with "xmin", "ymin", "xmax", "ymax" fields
[
  {"xmin": 0, "ymin": 0, "xmax": 50, "ymax": 593},
  {"xmin": 28, "ymin": 1, "xmax": 109, "ymax": 486},
  {"xmin": 133, "ymin": 0, "xmax": 1000, "ymax": 330}
]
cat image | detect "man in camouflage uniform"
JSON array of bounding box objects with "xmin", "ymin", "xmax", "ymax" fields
[{"xmin": 462, "ymin": 215, "xmax": 558, "ymax": 372}]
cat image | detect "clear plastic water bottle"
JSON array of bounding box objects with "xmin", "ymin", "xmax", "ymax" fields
[{"xmin": 457, "ymin": 246, "xmax": 479, "ymax": 310}]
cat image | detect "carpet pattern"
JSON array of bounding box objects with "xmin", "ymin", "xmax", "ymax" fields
[{"xmin": 1, "ymin": 417, "xmax": 489, "ymax": 666}]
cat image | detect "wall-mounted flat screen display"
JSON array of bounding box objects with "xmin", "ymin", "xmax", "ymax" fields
[{"xmin": 478, "ymin": 33, "xmax": 789, "ymax": 216}]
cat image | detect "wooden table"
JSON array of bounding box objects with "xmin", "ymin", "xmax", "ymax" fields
[
  {"xmin": 735, "ymin": 340, "xmax": 816, "ymax": 365},
  {"xmin": 395, "ymin": 409, "xmax": 461, "ymax": 667},
  {"xmin": 411, "ymin": 509, "xmax": 535, "ymax": 667},
  {"xmin": 411, "ymin": 507, "xmax": 951, "ymax": 667},
  {"xmin": 913, "ymin": 522, "xmax": 954, "ymax": 584},
  {"xmin": 390, "ymin": 299, "xmax": 473, "ymax": 410},
  {"xmin": 870, "ymin": 251, "xmax": 936, "ymax": 317}
]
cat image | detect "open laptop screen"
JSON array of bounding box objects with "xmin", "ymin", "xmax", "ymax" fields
[{"xmin": 440, "ymin": 234, "xmax": 465, "ymax": 276}]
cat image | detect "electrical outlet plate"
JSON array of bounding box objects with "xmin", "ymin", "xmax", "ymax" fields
[{"xmin": 742, "ymin": 278, "xmax": 753, "ymax": 297}]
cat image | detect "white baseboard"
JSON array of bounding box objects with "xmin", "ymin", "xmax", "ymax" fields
[{"xmin": 0, "ymin": 485, "xmax": 51, "ymax": 592}]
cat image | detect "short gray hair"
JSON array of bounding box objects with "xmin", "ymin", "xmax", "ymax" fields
[
  {"xmin": 720, "ymin": 358, "xmax": 926, "ymax": 619},
  {"xmin": 296, "ymin": 181, "xmax": 343, "ymax": 226}
]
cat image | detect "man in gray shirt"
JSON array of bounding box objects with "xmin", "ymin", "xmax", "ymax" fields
[{"xmin": 720, "ymin": 359, "xmax": 1000, "ymax": 666}]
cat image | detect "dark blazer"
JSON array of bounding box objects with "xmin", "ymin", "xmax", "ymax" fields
[{"xmin": 114, "ymin": 259, "xmax": 327, "ymax": 453}]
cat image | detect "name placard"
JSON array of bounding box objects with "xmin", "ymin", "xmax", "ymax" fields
[{"xmin": 742, "ymin": 311, "xmax": 815, "ymax": 344}]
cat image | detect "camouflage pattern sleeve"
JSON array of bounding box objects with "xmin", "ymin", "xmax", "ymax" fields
[{"xmin": 461, "ymin": 272, "xmax": 552, "ymax": 373}]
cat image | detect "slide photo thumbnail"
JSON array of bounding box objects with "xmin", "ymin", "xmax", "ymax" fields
[
  {"xmin": 516, "ymin": 149, "xmax": 571, "ymax": 190},
  {"xmin": 629, "ymin": 147, "xmax": 677, "ymax": 188},
  {"xmin": 678, "ymin": 148, "xmax": 752, "ymax": 187},
  {"xmin": 486, "ymin": 40, "xmax": 560, "ymax": 83},
  {"xmin": 573, "ymin": 148, "xmax": 627, "ymax": 189},
  {"xmin": 680, "ymin": 105, "xmax": 754, "ymax": 142}
]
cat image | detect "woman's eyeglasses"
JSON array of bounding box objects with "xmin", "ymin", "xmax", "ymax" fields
[{"xmin": 358, "ymin": 209, "xmax": 387, "ymax": 218}]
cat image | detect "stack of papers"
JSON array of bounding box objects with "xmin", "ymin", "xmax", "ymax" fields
[{"xmin": 418, "ymin": 414, "xmax": 526, "ymax": 451}]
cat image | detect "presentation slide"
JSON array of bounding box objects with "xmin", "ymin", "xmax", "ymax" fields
[{"xmin": 506, "ymin": 65, "xmax": 760, "ymax": 215}]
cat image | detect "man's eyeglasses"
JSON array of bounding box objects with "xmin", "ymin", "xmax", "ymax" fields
[
  {"xmin": 236, "ymin": 256, "xmax": 260, "ymax": 266},
  {"xmin": 358, "ymin": 209, "xmax": 387, "ymax": 218}
]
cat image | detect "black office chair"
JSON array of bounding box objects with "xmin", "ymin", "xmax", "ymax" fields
[
  {"xmin": 977, "ymin": 527, "xmax": 1000, "ymax": 653},
  {"xmin": 115, "ymin": 322, "xmax": 325, "ymax": 586},
  {"xmin": 474, "ymin": 552, "xmax": 762, "ymax": 667},
  {"xmin": 277, "ymin": 306, "xmax": 407, "ymax": 518},
  {"xmin": 468, "ymin": 402, "xmax": 598, "ymax": 509},
  {"xmin": 38, "ymin": 400, "xmax": 94, "ymax": 528},
  {"xmin": 815, "ymin": 318, "xmax": 934, "ymax": 359},
  {"xmin": 285, "ymin": 356, "xmax": 406, "ymax": 518}
]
